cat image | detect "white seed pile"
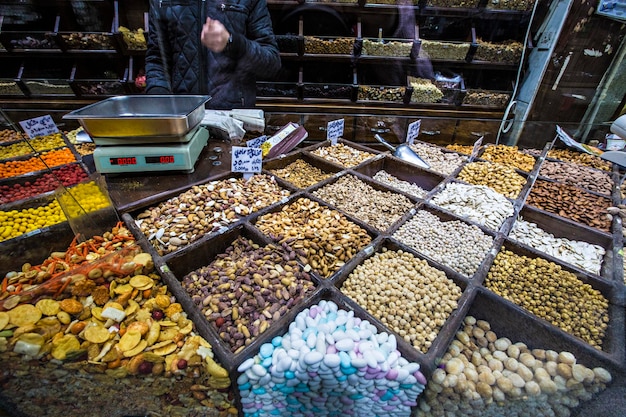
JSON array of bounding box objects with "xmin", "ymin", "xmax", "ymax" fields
[
  {"xmin": 409, "ymin": 142, "xmax": 467, "ymax": 176},
  {"xmin": 430, "ymin": 182, "xmax": 514, "ymax": 231},
  {"xmin": 393, "ymin": 210, "xmax": 494, "ymax": 277},
  {"xmin": 415, "ymin": 316, "xmax": 612, "ymax": 417},
  {"xmin": 510, "ymin": 218, "xmax": 605, "ymax": 275},
  {"xmin": 373, "ymin": 170, "xmax": 428, "ymax": 198},
  {"xmin": 341, "ymin": 248, "xmax": 462, "ymax": 353}
]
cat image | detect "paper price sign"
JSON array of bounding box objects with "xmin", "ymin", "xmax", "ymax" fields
[
  {"xmin": 406, "ymin": 119, "xmax": 421, "ymax": 145},
  {"xmin": 231, "ymin": 146, "xmax": 262, "ymax": 173},
  {"xmin": 327, "ymin": 118, "xmax": 344, "ymax": 145},
  {"xmin": 246, "ymin": 135, "xmax": 268, "ymax": 148},
  {"xmin": 471, "ymin": 136, "xmax": 483, "ymax": 158},
  {"xmin": 19, "ymin": 115, "xmax": 59, "ymax": 139}
]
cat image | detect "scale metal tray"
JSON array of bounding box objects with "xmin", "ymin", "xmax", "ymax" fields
[{"xmin": 63, "ymin": 95, "xmax": 211, "ymax": 139}]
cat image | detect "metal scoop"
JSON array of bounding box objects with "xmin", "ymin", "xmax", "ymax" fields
[{"xmin": 374, "ymin": 134, "xmax": 430, "ymax": 169}]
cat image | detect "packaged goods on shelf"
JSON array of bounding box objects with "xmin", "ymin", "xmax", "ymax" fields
[
  {"xmin": 409, "ymin": 77, "xmax": 444, "ymax": 104},
  {"xmin": 362, "ymin": 39, "xmax": 413, "ymax": 57}
]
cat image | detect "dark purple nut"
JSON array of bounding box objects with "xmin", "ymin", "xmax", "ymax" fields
[{"xmin": 233, "ymin": 332, "xmax": 244, "ymax": 340}]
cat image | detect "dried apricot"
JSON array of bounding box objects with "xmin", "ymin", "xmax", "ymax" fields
[
  {"xmin": 164, "ymin": 303, "xmax": 183, "ymax": 318},
  {"xmin": 59, "ymin": 298, "xmax": 84, "ymax": 315}
]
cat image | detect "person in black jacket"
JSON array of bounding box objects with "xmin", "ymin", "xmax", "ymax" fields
[{"xmin": 145, "ymin": 0, "xmax": 281, "ymax": 109}]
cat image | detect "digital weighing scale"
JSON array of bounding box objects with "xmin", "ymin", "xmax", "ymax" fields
[{"xmin": 92, "ymin": 125, "xmax": 209, "ymax": 174}]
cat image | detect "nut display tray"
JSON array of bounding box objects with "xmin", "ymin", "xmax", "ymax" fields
[{"xmin": 62, "ymin": 95, "xmax": 211, "ymax": 138}]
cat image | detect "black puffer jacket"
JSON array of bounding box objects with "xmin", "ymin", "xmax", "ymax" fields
[{"xmin": 145, "ymin": 0, "xmax": 281, "ymax": 109}]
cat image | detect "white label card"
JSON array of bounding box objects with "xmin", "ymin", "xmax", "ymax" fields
[
  {"xmin": 406, "ymin": 119, "xmax": 421, "ymax": 145},
  {"xmin": 231, "ymin": 146, "xmax": 262, "ymax": 173},
  {"xmin": 19, "ymin": 115, "xmax": 59, "ymax": 139},
  {"xmin": 246, "ymin": 135, "xmax": 268, "ymax": 148},
  {"xmin": 327, "ymin": 118, "xmax": 344, "ymax": 145}
]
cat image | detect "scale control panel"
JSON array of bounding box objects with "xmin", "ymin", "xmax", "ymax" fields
[{"xmin": 93, "ymin": 126, "xmax": 210, "ymax": 174}]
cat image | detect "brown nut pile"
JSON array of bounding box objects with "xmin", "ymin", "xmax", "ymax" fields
[
  {"xmin": 526, "ymin": 179, "xmax": 612, "ymax": 232},
  {"xmin": 341, "ymin": 248, "xmax": 462, "ymax": 353},
  {"xmin": 446, "ymin": 144, "xmax": 476, "ymax": 155},
  {"xmin": 421, "ymin": 40, "xmax": 470, "ymax": 60},
  {"xmin": 304, "ymin": 36, "xmax": 354, "ymax": 54},
  {"xmin": 462, "ymin": 90, "xmax": 511, "ymax": 107},
  {"xmin": 486, "ymin": 0, "xmax": 534, "ymax": 10},
  {"xmin": 485, "ymin": 250, "xmax": 609, "ymax": 348},
  {"xmin": 135, "ymin": 175, "xmax": 290, "ymax": 255},
  {"xmin": 268, "ymin": 158, "xmax": 333, "ymax": 189},
  {"xmin": 311, "ymin": 143, "xmax": 376, "ymax": 168},
  {"xmin": 182, "ymin": 236, "xmax": 315, "ymax": 353},
  {"xmin": 474, "ymin": 40, "xmax": 523, "ymax": 64},
  {"xmin": 61, "ymin": 32, "xmax": 115, "ymax": 49},
  {"xmin": 312, "ymin": 174, "xmax": 415, "ymax": 231},
  {"xmin": 362, "ymin": 39, "xmax": 413, "ymax": 56},
  {"xmin": 255, "ymin": 197, "xmax": 372, "ymax": 278},
  {"xmin": 358, "ymin": 86, "xmax": 406, "ymax": 102},
  {"xmin": 539, "ymin": 160, "xmax": 614, "ymax": 196},
  {"xmin": 416, "ymin": 316, "xmax": 612, "ymax": 417},
  {"xmin": 547, "ymin": 149, "xmax": 612, "ymax": 172},
  {"xmin": 480, "ymin": 145, "xmax": 536, "ymax": 172},
  {"xmin": 457, "ymin": 161, "xmax": 527, "ymax": 199}
]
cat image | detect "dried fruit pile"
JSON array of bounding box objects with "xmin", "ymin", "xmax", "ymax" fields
[{"xmin": 0, "ymin": 224, "xmax": 235, "ymax": 417}]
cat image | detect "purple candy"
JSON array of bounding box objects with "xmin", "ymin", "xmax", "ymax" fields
[
  {"xmin": 415, "ymin": 370, "xmax": 427, "ymax": 385},
  {"xmin": 310, "ymin": 307, "xmax": 318, "ymax": 318},
  {"xmin": 327, "ymin": 345, "xmax": 337, "ymax": 354},
  {"xmin": 366, "ymin": 367, "xmax": 379, "ymax": 374},
  {"xmin": 383, "ymin": 405, "xmax": 396, "ymax": 411},
  {"xmin": 386, "ymin": 369, "xmax": 398, "ymax": 380}
]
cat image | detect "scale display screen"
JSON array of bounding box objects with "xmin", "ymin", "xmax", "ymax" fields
[
  {"xmin": 145, "ymin": 155, "xmax": 175, "ymax": 164},
  {"xmin": 110, "ymin": 157, "xmax": 137, "ymax": 165}
]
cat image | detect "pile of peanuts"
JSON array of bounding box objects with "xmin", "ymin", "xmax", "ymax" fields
[
  {"xmin": 480, "ymin": 145, "xmax": 536, "ymax": 172},
  {"xmin": 415, "ymin": 316, "xmax": 612, "ymax": 417},
  {"xmin": 341, "ymin": 248, "xmax": 462, "ymax": 352},
  {"xmin": 485, "ymin": 250, "xmax": 609, "ymax": 348},
  {"xmin": 268, "ymin": 158, "xmax": 333, "ymax": 189}
]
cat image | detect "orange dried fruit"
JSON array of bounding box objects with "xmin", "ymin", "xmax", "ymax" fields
[
  {"xmin": 155, "ymin": 294, "xmax": 171, "ymax": 309},
  {"xmin": 36, "ymin": 299, "xmax": 60, "ymax": 316},
  {"xmin": 8, "ymin": 304, "xmax": 42, "ymax": 327},
  {"xmin": 126, "ymin": 321, "xmax": 150, "ymax": 336},
  {"xmin": 164, "ymin": 303, "xmax": 183, "ymax": 318},
  {"xmin": 84, "ymin": 325, "xmax": 111, "ymax": 344},
  {"xmin": 59, "ymin": 299, "xmax": 83, "ymax": 315},
  {"xmin": 118, "ymin": 329, "xmax": 142, "ymax": 352}
]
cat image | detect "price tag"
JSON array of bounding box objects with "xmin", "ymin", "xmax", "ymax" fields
[
  {"xmin": 471, "ymin": 136, "xmax": 483, "ymax": 158},
  {"xmin": 246, "ymin": 135, "xmax": 268, "ymax": 148},
  {"xmin": 327, "ymin": 118, "xmax": 344, "ymax": 145},
  {"xmin": 19, "ymin": 115, "xmax": 59, "ymax": 139},
  {"xmin": 231, "ymin": 146, "xmax": 262, "ymax": 173},
  {"xmin": 406, "ymin": 119, "xmax": 421, "ymax": 145}
]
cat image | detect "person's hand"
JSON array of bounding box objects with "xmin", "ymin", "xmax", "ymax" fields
[{"xmin": 201, "ymin": 18, "xmax": 230, "ymax": 53}]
